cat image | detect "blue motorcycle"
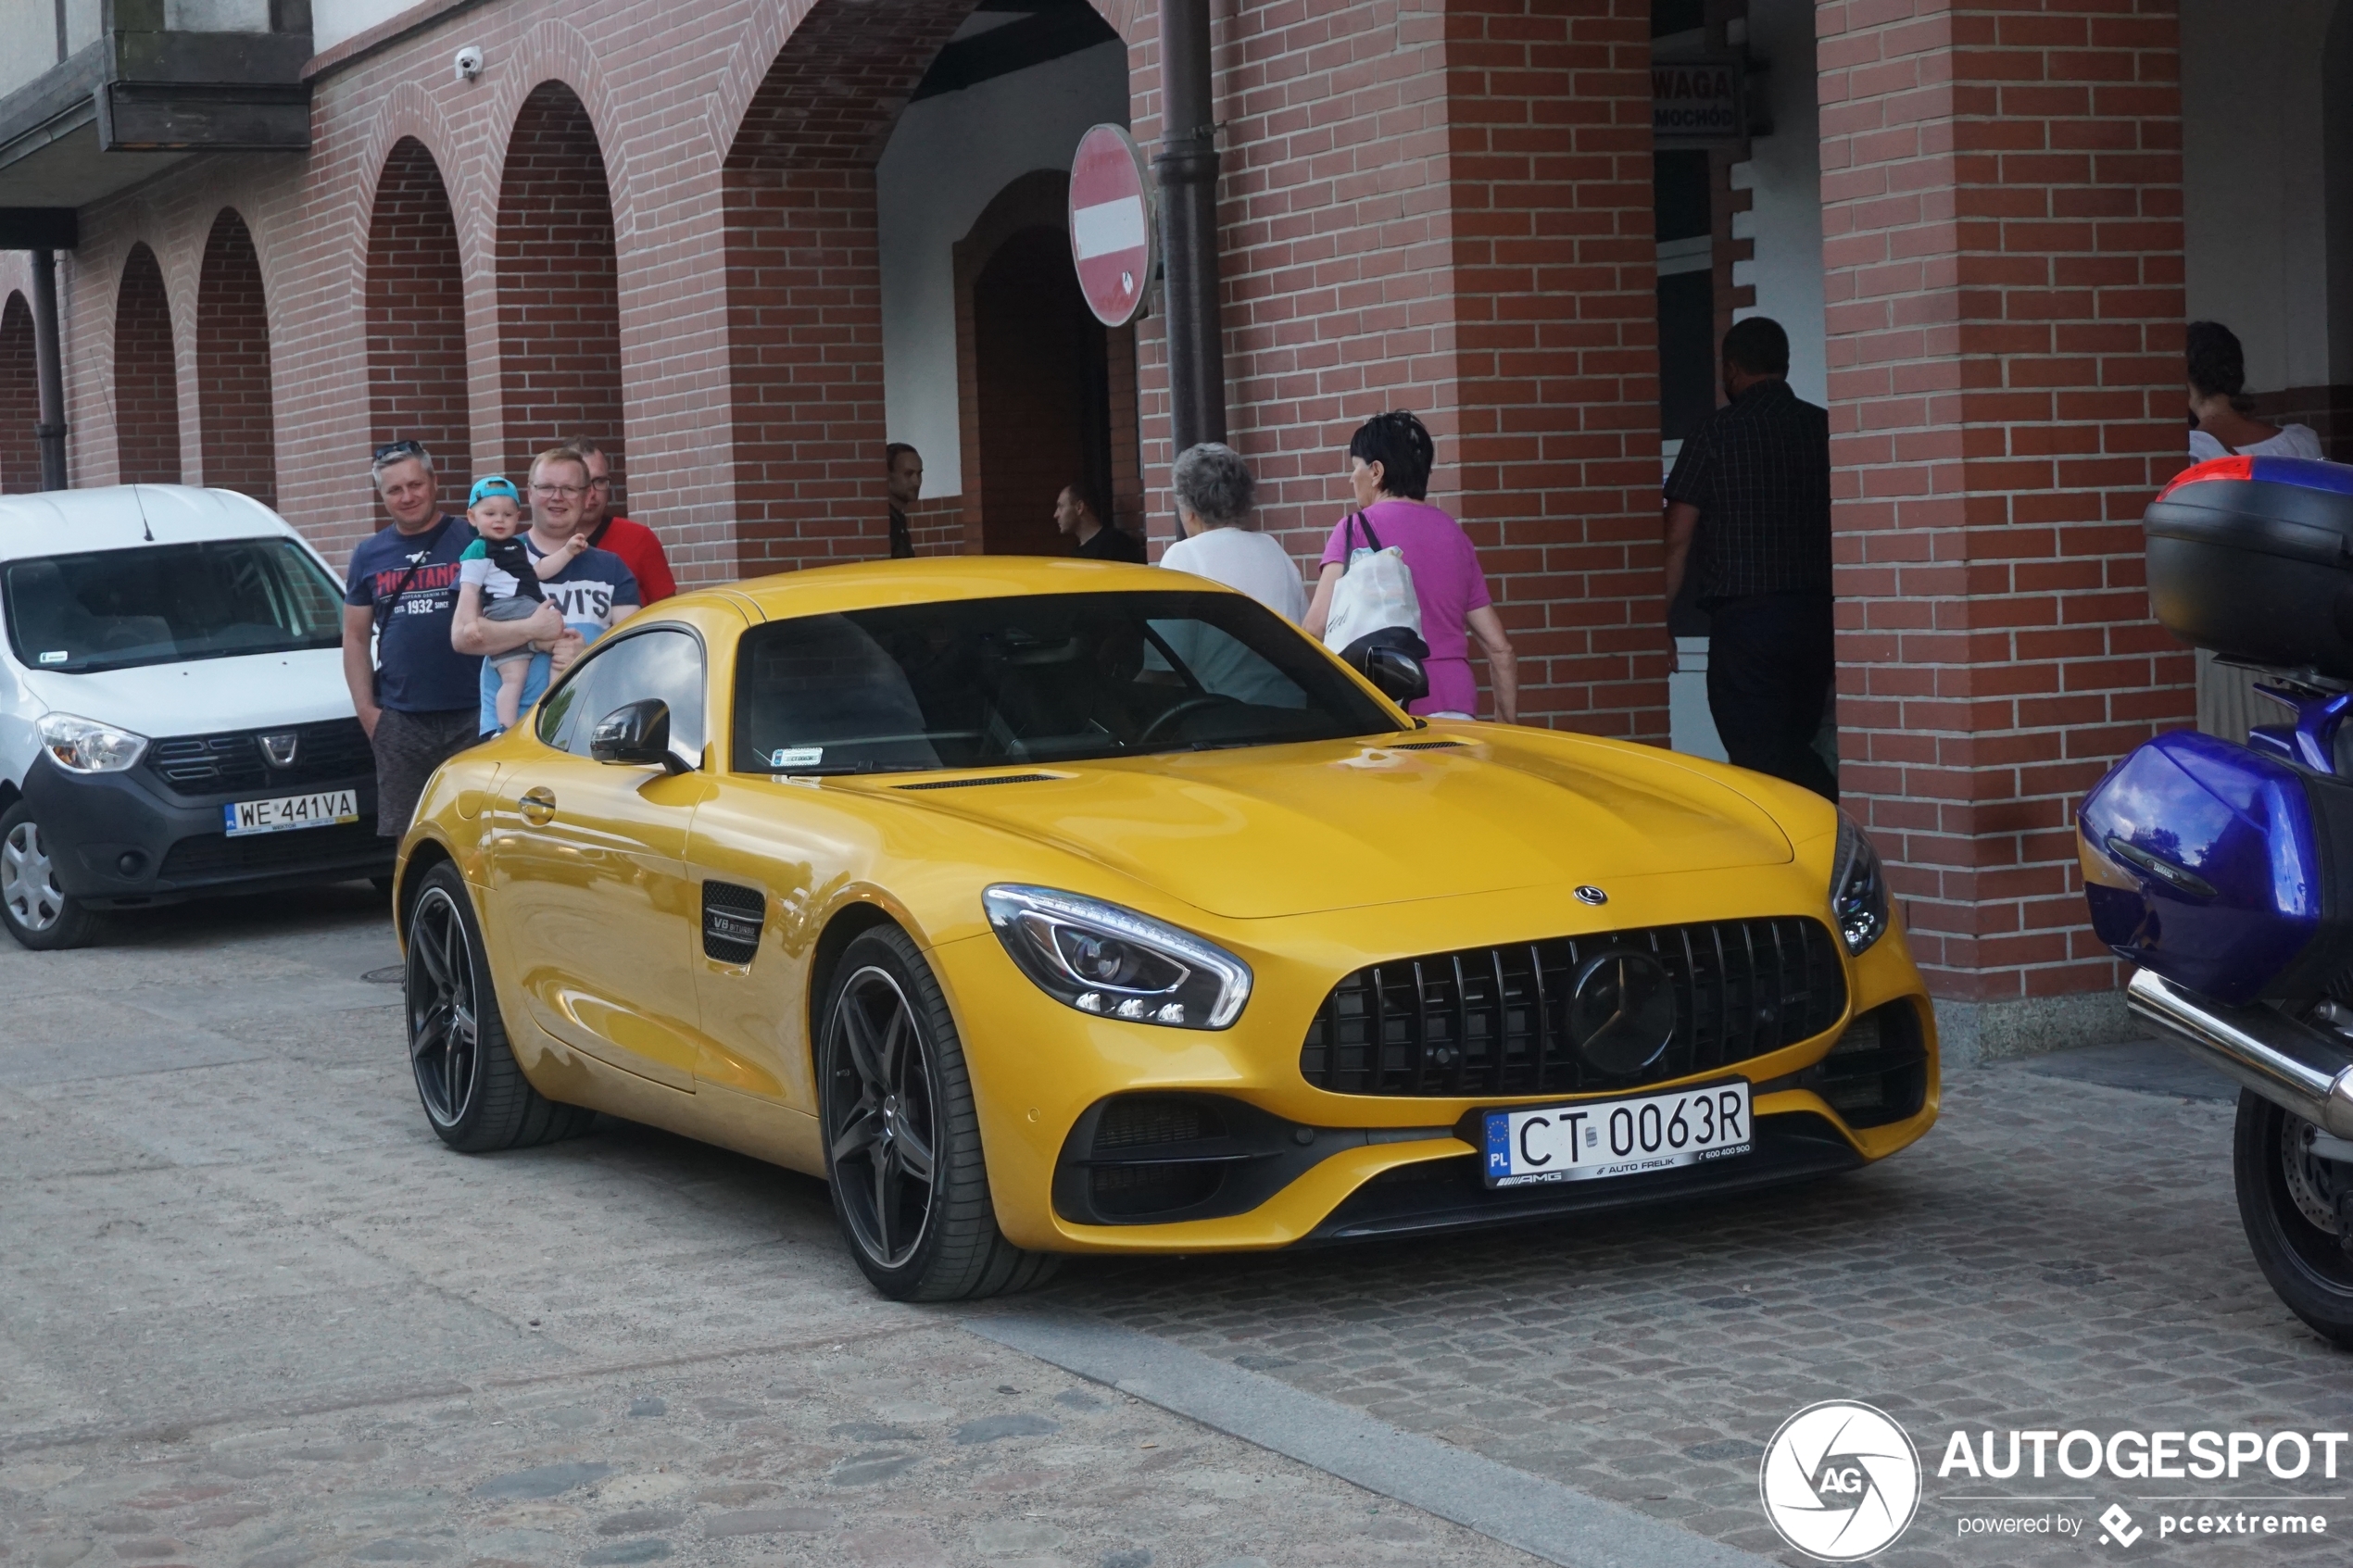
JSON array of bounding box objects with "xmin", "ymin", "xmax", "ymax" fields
[{"xmin": 2081, "ymin": 454, "xmax": 2353, "ymax": 1346}]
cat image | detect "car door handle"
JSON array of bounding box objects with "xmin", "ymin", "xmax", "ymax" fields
[{"xmin": 518, "ymin": 787, "xmax": 557, "ymax": 825}]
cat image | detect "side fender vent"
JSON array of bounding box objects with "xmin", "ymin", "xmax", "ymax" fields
[{"xmin": 702, "ymin": 880, "xmax": 766, "ymax": 965}]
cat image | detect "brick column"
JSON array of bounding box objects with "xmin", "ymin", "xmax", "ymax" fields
[{"xmin": 1817, "ymin": 1, "xmax": 2191, "ymax": 1055}]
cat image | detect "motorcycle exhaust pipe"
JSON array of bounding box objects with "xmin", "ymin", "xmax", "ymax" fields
[{"xmin": 2126, "ymin": 968, "xmax": 2353, "ymax": 1139}]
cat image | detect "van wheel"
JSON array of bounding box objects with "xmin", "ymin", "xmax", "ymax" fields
[{"xmin": 0, "ymin": 803, "xmax": 100, "ymax": 951}]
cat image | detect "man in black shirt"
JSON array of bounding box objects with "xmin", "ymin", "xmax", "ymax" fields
[
  {"xmin": 886, "ymin": 443, "xmax": 921, "ymax": 559},
  {"xmin": 1662, "ymin": 317, "xmax": 1837, "ymax": 800},
  {"xmin": 1055, "ymin": 483, "xmax": 1146, "ymax": 562}
]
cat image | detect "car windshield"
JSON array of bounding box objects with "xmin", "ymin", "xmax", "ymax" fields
[
  {"xmin": 1, "ymin": 538, "xmax": 345, "ymax": 675},
  {"xmin": 731, "ymin": 590, "xmax": 1397, "ymax": 774}
]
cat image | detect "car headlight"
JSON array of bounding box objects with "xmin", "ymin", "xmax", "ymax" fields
[
  {"xmin": 983, "ymin": 884, "xmax": 1252, "ymax": 1030},
  {"xmin": 36, "ymin": 711, "xmax": 149, "ymax": 773},
  {"xmin": 1830, "ymin": 812, "xmax": 1890, "ymax": 956}
]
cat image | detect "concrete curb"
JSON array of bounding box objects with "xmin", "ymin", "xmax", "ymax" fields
[{"xmin": 964, "ymin": 1307, "xmax": 1779, "ymax": 1568}]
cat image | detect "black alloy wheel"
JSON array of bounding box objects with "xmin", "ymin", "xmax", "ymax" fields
[
  {"xmin": 2233, "ymin": 1088, "xmax": 2353, "ymax": 1348},
  {"xmin": 402, "ymin": 861, "xmax": 594, "ymax": 1152},
  {"xmin": 817, "ymin": 925, "xmax": 1057, "ymax": 1300}
]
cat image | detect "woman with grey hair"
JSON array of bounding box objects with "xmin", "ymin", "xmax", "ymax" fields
[{"xmin": 1160, "ymin": 442, "xmax": 1308, "ymax": 621}]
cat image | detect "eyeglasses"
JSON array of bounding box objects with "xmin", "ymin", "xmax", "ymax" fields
[
  {"xmin": 531, "ymin": 483, "xmax": 589, "ymax": 497},
  {"xmin": 587, "ymin": 475, "xmax": 612, "ymax": 490},
  {"xmin": 372, "ymin": 439, "xmax": 430, "ymax": 464}
]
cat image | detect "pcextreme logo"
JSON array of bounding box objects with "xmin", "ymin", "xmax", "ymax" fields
[{"xmin": 1759, "ymin": 1400, "xmax": 1922, "ymax": 1562}]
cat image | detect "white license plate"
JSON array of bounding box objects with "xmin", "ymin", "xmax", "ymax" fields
[
  {"xmin": 222, "ymin": 789, "xmax": 359, "ymax": 837},
  {"xmin": 1482, "ymin": 1080, "xmax": 1752, "ymax": 1188}
]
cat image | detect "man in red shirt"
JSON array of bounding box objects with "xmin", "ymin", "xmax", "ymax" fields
[{"xmin": 561, "ymin": 437, "xmax": 678, "ymax": 603}]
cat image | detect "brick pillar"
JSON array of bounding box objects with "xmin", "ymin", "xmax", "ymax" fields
[
  {"xmin": 368, "ymin": 137, "xmax": 472, "ymax": 500},
  {"xmin": 0, "ymin": 292, "xmax": 34, "ymax": 494},
  {"xmin": 114, "ymin": 243, "xmax": 182, "ymax": 486},
  {"xmin": 196, "ymin": 209, "xmax": 278, "ymax": 509},
  {"xmin": 1818, "ymin": 1, "xmax": 2191, "ymax": 1054},
  {"xmin": 498, "ymin": 82, "xmax": 625, "ymax": 506},
  {"xmin": 720, "ymin": 0, "xmax": 973, "ymax": 576}
]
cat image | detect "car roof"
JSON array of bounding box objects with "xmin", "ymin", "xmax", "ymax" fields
[
  {"xmin": 709, "ymin": 558, "xmax": 1230, "ymax": 622},
  {"xmin": 0, "ymin": 485, "xmax": 299, "ymax": 564}
]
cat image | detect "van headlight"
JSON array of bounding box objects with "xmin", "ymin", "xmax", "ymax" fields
[
  {"xmin": 983, "ymin": 884, "xmax": 1252, "ymax": 1030},
  {"xmin": 36, "ymin": 712, "xmax": 149, "ymax": 773},
  {"xmin": 1831, "ymin": 813, "xmax": 1890, "ymax": 956}
]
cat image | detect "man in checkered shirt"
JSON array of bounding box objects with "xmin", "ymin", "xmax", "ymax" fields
[{"xmin": 1662, "ymin": 317, "xmax": 1836, "ymax": 801}]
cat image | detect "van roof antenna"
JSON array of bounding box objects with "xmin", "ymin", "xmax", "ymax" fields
[{"xmin": 130, "ymin": 483, "xmax": 154, "ymax": 542}]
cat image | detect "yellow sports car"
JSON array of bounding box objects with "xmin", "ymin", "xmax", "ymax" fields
[{"xmin": 394, "ymin": 560, "xmax": 1937, "ymax": 1299}]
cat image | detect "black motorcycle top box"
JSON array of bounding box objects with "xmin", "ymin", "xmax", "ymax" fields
[{"xmin": 2145, "ymin": 455, "xmax": 2353, "ymax": 679}]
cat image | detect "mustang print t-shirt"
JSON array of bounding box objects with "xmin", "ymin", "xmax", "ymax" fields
[
  {"xmin": 477, "ymin": 536, "xmax": 641, "ymax": 733},
  {"xmin": 344, "ymin": 513, "xmax": 480, "ymax": 714}
]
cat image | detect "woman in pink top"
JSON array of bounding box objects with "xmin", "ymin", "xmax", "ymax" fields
[{"xmin": 1303, "ymin": 411, "xmax": 1518, "ymax": 721}]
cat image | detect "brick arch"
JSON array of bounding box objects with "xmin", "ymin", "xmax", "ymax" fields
[
  {"xmin": 369, "ymin": 136, "xmax": 473, "ymax": 499},
  {"xmin": 0, "ymin": 293, "xmax": 35, "ymax": 493},
  {"xmin": 114, "ymin": 244, "xmax": 182, "ymax": 485},
  {"xmin": 497, "ymin": 80, "xmax": 624, "ymax": 507},
  {"xmin": 196, "ymin": 209, "xmax": 277, "ymax": 508},
  {"xmin": 476, "ymin": 19, "xmax": 632, "ymax": 242}
]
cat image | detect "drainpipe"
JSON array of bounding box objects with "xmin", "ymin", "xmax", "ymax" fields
[
  {"xmin": 30, "ymin": 248, "xmax": 66, "ymax": 491},
  {"xmin": 1153, "ymin": 0, "xmax": 1226, "ymax": 457}
]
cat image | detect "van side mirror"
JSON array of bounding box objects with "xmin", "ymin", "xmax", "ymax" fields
[
  {"xmin": 1362, "ymin": 646, "xmax": 1429, "ymax": 707},
  {"xmin": 589, "ymin": 698, "xmax": 687, "ymax": 772}
]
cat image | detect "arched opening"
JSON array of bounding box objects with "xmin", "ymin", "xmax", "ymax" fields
[
  {"xmin": 723, "ymin": 0, "xmax": 1131, "ymax": 571},
  {"xmin": 952, "ymin": 169, "xmax": 1123, "ymax": 556},
  {"xmin": 113, "ymin": 243, "xmax": 182, "ymax": 485},
  {"xmin": 497, "ymin": 82, "xmax": 623, "ymax": 505},
  {"xmin": 195, "ymin": 209, "xmax": 276, "ymax": 507},
  {"xmin": 0, "ymin": 293, "xmax": 36, "ymax": 493},
  {"xmin": 368, "ymin": 137, "xmax": 472, "ymax": 499}
]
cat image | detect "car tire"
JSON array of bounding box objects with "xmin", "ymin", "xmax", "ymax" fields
[
  {"xmin": 818, "ymin": 925, "xmax": 1058, "ymax": 1301},
  {"xmin": 2233, "ymin": 1087, "xmax": 2353, "ymax": 1348},
  {"xmin": 403, "ymin": 860, "xmax": 595, "ymax": 1153},
  {"xmin": 0, "ymin": 801, "xmax": 101, "ymax": 951}
]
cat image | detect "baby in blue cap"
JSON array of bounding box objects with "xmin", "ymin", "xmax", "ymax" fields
[{"xmin": 455, "ymin": 474, "xmax": 587, "ymax": 730}]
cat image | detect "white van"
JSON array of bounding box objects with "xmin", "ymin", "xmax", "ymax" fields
[{"xmin": 0, "ymin": 485, "xmax": 387, "ymax": 949}]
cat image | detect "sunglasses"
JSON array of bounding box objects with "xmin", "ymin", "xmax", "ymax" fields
[{"xmin": 372, "ymin": 439, "xmax": 431, "ymax": 464}]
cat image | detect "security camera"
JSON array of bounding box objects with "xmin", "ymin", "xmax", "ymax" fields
[{"xmin": 453, "ymin": 45, "xmax": 484, "ymax": 82}]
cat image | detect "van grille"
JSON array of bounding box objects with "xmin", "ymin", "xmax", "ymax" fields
[{"xmin": 146, "ymin": 719, "xmax": 375, "ymax": 796}]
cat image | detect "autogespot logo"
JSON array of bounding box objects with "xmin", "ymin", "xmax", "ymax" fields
[{"xmin": 1760, "ymin": 1400, "xmax": 1923, "ymax": 1562}]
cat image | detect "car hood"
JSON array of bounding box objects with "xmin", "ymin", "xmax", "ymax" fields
[
  {"xmin": 871, "ymin": 733, "xmax": 1794, "ymax": 919},
  {"xmin": 18, "ymin": 647, "xmax": 355, "ymax": 737}
]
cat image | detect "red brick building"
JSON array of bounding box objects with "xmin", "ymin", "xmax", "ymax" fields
[{"xmin": 0, "ymin": 0, "xmax": 2306, "ymax": 1056}]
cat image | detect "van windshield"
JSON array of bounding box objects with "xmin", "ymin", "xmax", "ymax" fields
[{"xmin": 2, "ymin": 539, "xmax": 345, "ymax": 674}]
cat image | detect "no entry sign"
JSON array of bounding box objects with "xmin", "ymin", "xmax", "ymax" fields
[{"xmin": 1069, "ymin": 124, "xmax": 1153, "ymax": 328}]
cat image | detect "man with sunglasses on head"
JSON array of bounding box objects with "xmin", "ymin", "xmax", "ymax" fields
[
  {"xmin": 559, "ymin": 437, "xmax": 674, "ymax": 604},
  {"xmin": 342, "ymin": 442, "xmax": 563, "ymax": 840}
]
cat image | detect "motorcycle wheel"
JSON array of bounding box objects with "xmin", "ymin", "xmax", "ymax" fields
[{"xmin": 2233, "ymin": 1087, "xmax": 2353, "ymax": 1348}]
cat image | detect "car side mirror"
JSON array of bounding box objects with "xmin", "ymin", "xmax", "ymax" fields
[
  {"xmin": 1362, "ymin": 646, "xmax": 1429, "ymax": 707},
  {"xmin": 589, "ymin": 698, "xmax": 688, "ymax": 772}
]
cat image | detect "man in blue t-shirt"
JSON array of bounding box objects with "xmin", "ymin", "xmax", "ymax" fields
[
  {"xmin": 453, "ymin": 447, "xmax": 641, "ymax": 734},
  {"xmin": 343, "ymin": 442, "xmax": 562, "ymax": 836}
]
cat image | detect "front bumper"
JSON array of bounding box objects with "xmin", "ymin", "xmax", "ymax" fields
[
  {"xmin": 926, "ymin": 909, "xmax": 1940, "ymax": 1255},
  {"xmin": 20, "ymin": 752, "xmax": 391, "ymax": 909}
]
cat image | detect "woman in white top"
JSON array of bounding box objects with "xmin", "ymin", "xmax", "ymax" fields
[
  {"xmin": 2187, "ymin": 320, "xmax": 2323, "ymax": 461},
  {"xmin": 1160, "ymin": 443, "xmax": 1309, "ymax": 621}
]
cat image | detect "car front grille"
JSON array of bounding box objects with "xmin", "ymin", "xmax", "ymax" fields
[
  {"xmin": 157, "ymin": 821, "xmax": 387, "ymax": 883},
  {"xmin": 146, "ymin": 719, "xmax": 375, "ymax": 796},
  {"xmin": 1299, "ymin": 916, "xmax": 1848, "ymax": 1098}
]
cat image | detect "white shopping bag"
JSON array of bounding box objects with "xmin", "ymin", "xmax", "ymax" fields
[{"xmin": 1322, "ymin": 513, "xmax": 1422, "ymax": 655}]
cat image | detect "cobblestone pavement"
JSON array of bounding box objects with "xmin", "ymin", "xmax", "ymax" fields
[{"xmin": 5, "ymin": 889, "xmax": 2352, "ymax": 1566}]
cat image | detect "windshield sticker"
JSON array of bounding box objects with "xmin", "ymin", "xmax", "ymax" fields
[
  {"xmin": 37, "ymin": 650, "xmax": 68, "ymax": 664},
  {"xmin": 770, "ymin": 746, "xmax": 824, "ymax": 770}
]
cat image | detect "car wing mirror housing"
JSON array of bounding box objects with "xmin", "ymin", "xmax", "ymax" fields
[
  {"xmin": 1337, "ymin": 628, "xmax": 1431, "ymax": 709},
  {"xmin": 589, "ymin": 698, "xmax": 689, "ymax": 772}
]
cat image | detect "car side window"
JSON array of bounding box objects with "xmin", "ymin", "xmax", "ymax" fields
[{"xmin": 535, "ymin": 627, "xmax": 707, "ymax": 762}]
